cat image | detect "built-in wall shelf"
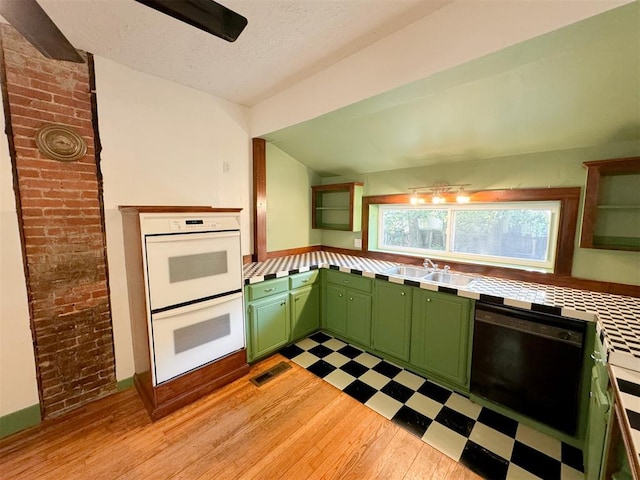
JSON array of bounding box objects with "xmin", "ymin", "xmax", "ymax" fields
[
  {"xmin": 581, "ymin": 157, "xmax": 640, "ymax": 251},
  {"xmin": 312, "ymin": 182, "xmax": 364, "ymax": 231}
]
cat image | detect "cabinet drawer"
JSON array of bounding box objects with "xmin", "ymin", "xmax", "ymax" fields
[
  {"xmin": 290, "ymin": 270, "xmax": 319, "ymax": 290},
  {"xmin": 246, "ymin": 277, "xmax": 289, "ymax": 301},
  {"xmin": 325, "ymin": 270, "xmax": 372, "ymax": 293}
]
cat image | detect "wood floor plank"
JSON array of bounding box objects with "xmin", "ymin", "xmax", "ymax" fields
[{"xmin": 0, "ymin": 354, "xmax": 480, "ymax": 480}]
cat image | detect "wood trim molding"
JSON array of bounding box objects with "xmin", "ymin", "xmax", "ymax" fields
[
  {"xmin": 363, "ymin": 187, "xmax": 584, "ymax": 276},
  {"xmin": 252, "ymin": 138, "xmax": 267, "ymax": 262},
  {"xmin": 265, "ymin": 245, "xmax": 322, "ymax": 259},
  {"xmin": 118, "ymin": 206, "xmax": 242, "ymax": 213}
]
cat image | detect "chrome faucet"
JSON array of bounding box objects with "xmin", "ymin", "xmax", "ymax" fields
[{"xmin": 423, "ymin": 258, "xmax": 438, "ymax": 270}]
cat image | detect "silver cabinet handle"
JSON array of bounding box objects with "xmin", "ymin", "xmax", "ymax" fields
[
  {"xmin": 264, "ymin": 287, "xmax": 275, "ymax": 292},
  {"xmin": 591, "ymin": 352, "xmax": 605, "ymax": 364},
  {"xmin": 401, "ymin": 292, "xmax": 405, "ymax": 296},
  {"xmin": 349, "ymin": 297, "xmax": 353, "ymax": 301},
  {"xmin": 338, "ymin": 293, "xmax": 343, "ymax": 297},
  {"xmin": 343, "ymin": 280, "xmax": 350, "ymax": 284},
  {"xmin": 301, "ymin": 279, "xmax": 309, "ymax": 283},
  {"xmin": 295, "ymin": 297, "xmax": 299, "ymax": 302},
  {"xmin": 426, "ymin": 298, "xmax": 431, "ymax": 302}
]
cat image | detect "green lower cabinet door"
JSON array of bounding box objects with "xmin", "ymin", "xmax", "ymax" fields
[
  {"xmin": 290, "ymin": 286, "xmax": 320, "ymax": 341},
  {"xmin": 372, "ymin": 281, "xmax": 412, "ymax": 361},
  {"xmin": 325, "ymin": 284, "xmax": 347, "ymax": 336},
  {"xmin": 345, "ymin": 291, "xmax": 372, "ymax": 347},
  {"xmin": 586, "ymin": 366, "xmax": 613, "ymax": 480},
  {"xmin": 411, "ymin": 290, "xmax": 472, "ymax": 388},
  {"xmin": 248, "ymin": 293, "xmax": 290, "ymax": 362}
]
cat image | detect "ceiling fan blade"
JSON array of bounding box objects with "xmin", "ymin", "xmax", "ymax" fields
[
  {"xmin": 0, "ymin": 0, "xmax": 84, "ymax": 63},
  {"xmin": 135, "ymin": 0, "xmax": 247, "ymax": 43}
]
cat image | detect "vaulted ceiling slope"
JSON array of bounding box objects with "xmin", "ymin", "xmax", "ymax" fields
[
  {"xmin": 265, "ymin": 3, "xmax": 640, "ymax": 177},
  {"xmin": 33, "ymin": 0, "xmax": 450, "ymax": 106}
]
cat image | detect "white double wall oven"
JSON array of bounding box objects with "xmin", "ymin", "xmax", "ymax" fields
[{"xmin": 140, "ymin": 212, "xmax": 245, "ymax": 385}]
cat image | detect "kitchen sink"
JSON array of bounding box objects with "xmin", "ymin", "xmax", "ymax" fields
[
  {"xmin": 423, "ymin": 271, "xmax": 476, "ymax": 287},
  {"xmin": 384, "ymin": 265, "xmax": 477, "ymax": 287},
  {"xmin": 383, "ymin": 266, "xmax": 432, "ymax": 278}
]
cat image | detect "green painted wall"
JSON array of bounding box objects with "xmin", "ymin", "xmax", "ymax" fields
[
  {"xmin": 263, "ymin": 2, "xmax": 640, "ymax": 286},
  {"xmin": 265, "ymin": 3, "xmax": 639, "ymax": 180},
  {"xmin": 320, "ymin": 143, "xmax": 640, "ymax": 286},
  {"xmin": 266, "ymin": 143, "xmax": 322, "ymax": 252}
]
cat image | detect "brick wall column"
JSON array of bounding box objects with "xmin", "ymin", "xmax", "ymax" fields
[{"xmin": 0, "ymin": 25, "xmax": 116, "ymax": 418}]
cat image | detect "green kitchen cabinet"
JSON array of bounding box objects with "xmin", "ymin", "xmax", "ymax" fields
[
  {"xmin": 246, "ymin": 271, "xmax": 320, "ymax": 362},
  {"xmin": 325, "ymin": 283, "xmax": 348, "ymax": 336},
  {"xmin": 289, "ymin": 270, "xmax": 321, "ymax": 342},
  {"xmin": 323, "ymin": 270, "xmax": 372, "ymax": 347},
  {"xmin": 290, "ymin": 285, "xmax": 320, "ymax": 341},
  {"xmin": 410, "ymin": 289, "xmax": 473, "ymax": 389},
  {"xmin": 345, "ymin": 290, "xmax": 372, "ymax": 347},
  {"xmin": 246, "ymin": 292, "xmax": 290, "ymax": 362},
  {"xmin": 585, "ymin": 335, "xmax": 614, "ymax": 480},
  {"xmin": 372, "ymin": 280, "xmax": 413, "ymax": 362},
  {"xmin": 585, "ymin": 365, "xmax": 613, "ymax": 480}
]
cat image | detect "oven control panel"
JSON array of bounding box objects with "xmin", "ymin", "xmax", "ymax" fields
[
  {"xmin": 140, "ymin": 213, "xmax": 240, "ymax": 234},
  {"xmin": 169, "ymin": 218, "xmax": 224, "ymax": 231}
]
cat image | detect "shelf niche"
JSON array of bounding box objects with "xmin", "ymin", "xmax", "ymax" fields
[
  {"xmin": 312, "ymin": 182, "xmax": 364, "ymax": 231},
  {"xmin": 580, "ymin": 157, "xmax": 640, "ymax": 251}
]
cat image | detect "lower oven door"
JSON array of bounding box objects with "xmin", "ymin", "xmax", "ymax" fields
[{"xmin": 150, "ymin": 292, "xmax": 244, "ymax": 385}]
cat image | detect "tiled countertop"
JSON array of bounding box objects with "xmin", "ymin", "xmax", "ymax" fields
[
  {"xmin": 243, "ymin": 251, "xmax": 640, "ymax": 470},
  {"xmin": 244, "ymin": 251, "xmax": 640, "ymax": 370}
]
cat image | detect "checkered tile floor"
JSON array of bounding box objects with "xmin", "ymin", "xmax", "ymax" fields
[{"xmin": 280, "ymin": 332, "xmax": 585, "ymax": 480}]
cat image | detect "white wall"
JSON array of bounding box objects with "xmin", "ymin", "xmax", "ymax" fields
[
  {"xmin": 251, "ymin": 0, "xmax": 633, "ymax": 137},
  {"xmin": 94, "ymin": 57, "xmax": 251, "ymax": 381},
  {"xmin": 0, "ymin": 93, "xmax": 40, "ymax": 416}
]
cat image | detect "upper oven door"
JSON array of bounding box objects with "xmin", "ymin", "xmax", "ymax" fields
[{"xmin": 145, "ymin": 230, "xmax": 242, "ymax": 312}]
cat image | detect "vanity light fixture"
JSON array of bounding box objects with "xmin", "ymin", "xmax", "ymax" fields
[
  {"xmin": 456, "ymin": 187, "xmax": 471, "ymax": 204},
  {"xmin": 409, "ymin": 189, "xmax": 426, "ymax": 204},
  {"xmin": 432, "ymin": 192, "xmax": 447, "ymax": 204},
  {"xmin": 408, "ymin": 182, "xmax": 471, "ymax": 205}
]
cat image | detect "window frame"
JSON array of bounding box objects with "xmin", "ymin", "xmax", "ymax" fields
[
  {"xmin": 377, "ymin": 201, "xmax": 562, "ymax": 272},
  {"xmin": 362, "ymin": 188, "xmax": 581, "ymax": 277}
]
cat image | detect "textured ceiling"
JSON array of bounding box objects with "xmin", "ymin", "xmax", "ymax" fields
[
  {"xmin": 33, "ymin": 0, "xmax": 450, "ymax": 106},
  {"xmin": 265, "ymin": 3, "xmax": 640, "ymax": 176}
]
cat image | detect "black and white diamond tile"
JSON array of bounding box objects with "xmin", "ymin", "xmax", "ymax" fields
[{"xmin": 281, "ymin": 332, "xmax": 585, "ymax": 480}]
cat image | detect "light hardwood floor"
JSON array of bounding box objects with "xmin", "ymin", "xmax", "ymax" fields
[{"xmin": 0, "ymin": 354, "xmax": 481, "ymax": 479}]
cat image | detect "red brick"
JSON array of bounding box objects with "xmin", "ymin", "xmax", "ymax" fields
[
  {"xmin": 51, "ymin": 113, "xmax": 92, "ymax": 130},
  {"xmin": 30, "ymin": 99, "xmax": 75, "ymax": 116},
  {"xmin": 11, "ymin": 125, "xmax": 38, "ymax": 138},
  {"xmin": 7, "ymin": 85, "xmax": 53, "ymax": 102},
  {"xmin": 3, "ymin": 25, "xmax": 115, "ymax": 418},
  {"xmin": 10, "ymin": 106, "xmax": 57, "ymax": 122},
  {"xmin": 30, "ymin": 78, "xmax": 74, "ymax": 97}
]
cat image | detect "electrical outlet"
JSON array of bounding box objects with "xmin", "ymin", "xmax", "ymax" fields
[
  {"xmin": 354, "ymin": 238, "xmax": 362, "ymax": 248},
  {"xmin": 223, "ymin": 161, "xmax": 230, "ymax": 173}
]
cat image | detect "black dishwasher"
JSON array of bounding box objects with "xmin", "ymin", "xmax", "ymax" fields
[{"xmin": 470, "ymin": 302, "xmax": 586, "ymax": 435}]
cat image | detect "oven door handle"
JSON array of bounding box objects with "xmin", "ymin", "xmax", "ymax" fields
[{"xmin": 151, "ymin": 291, "xmax": 243, "ymax": 320}]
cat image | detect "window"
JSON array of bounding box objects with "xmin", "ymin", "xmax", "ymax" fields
[{"xmin": 377, "ymin": 202, "xmax": 561, "ymax": 272}]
